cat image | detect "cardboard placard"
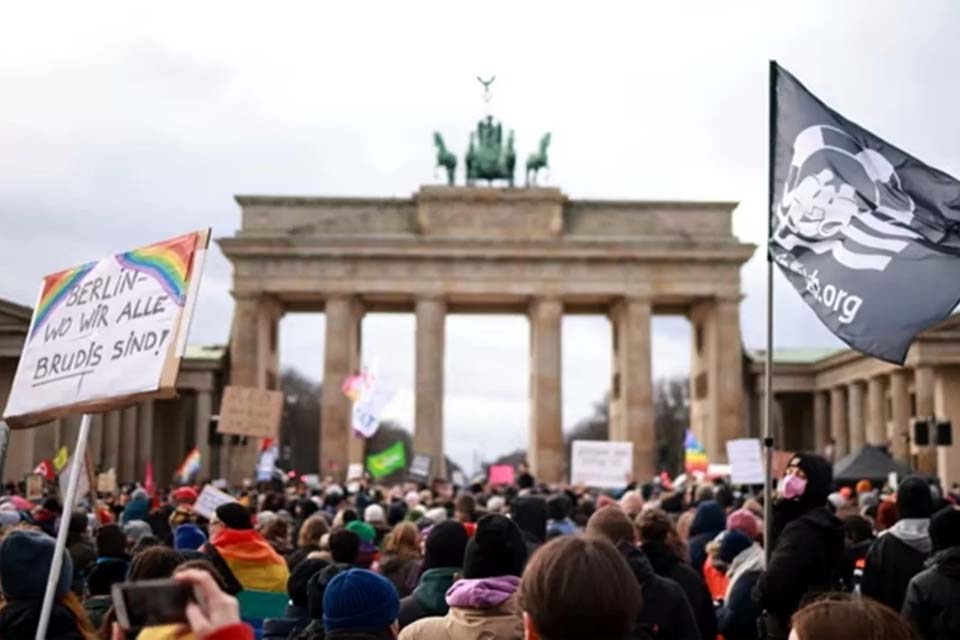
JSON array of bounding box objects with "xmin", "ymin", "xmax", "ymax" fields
[
  {"xmin": 727, "ymin": 438, "xmax": 764, "ymax": 485},
  {"xmin": 194, "ymin": 484, "xmax": 238, "ymax": 520},
  {"xmin": 408, "ymin": 454, "xmax": 432, "ymax": 480},
  {"xmin": 26, "ymin": 473, "xmax": 45, "ymax": 500},
  {"xmin": 217, "ymin": 385, "xmax": 284, "ymax": 438},
  {"xmin": 96, "ymin": 470, "xmax": 117, "ymax": 493},
  {"xmin": 570, "ymin": 440, "xmax": 633, "ymax": 488},
  {"xmin": 488, "ymin": 464, "xmax": 515, "ymax": 486},
  {"xmin": 2, "ymin": 230, "xmax": 209, "ymax": 428}
]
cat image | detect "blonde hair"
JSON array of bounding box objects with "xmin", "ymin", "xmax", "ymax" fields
[
  {"xmin": 298, "ymin": 514, "xmax": 329, "ymax": 548},
  {"xmin": 383, "ymin": 521, "xmax": 421, "ymax": 559}
]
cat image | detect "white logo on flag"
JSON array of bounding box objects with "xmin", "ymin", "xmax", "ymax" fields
[{"xmin": 773, "ymin": 125, "xmax": 920, "ymax": 271}]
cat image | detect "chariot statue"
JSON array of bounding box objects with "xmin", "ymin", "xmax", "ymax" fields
[{"xmin": 465, "ymin": 115, "xmax": 516, "ymax": 186}]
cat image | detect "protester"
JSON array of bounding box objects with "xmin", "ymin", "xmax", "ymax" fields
[
  {"xmin": 263, "ymin": 558, "xmax": 330, "ymax": 640},
  {"xmin": 687, "ymin": 500, "xmax": 726, "ymax": 578},
  {"xmin": 295, "ymin": 562, "xmax": 352, "ymax": 639},
  {"xmin": 0, "ymin": 529, "xmax": 97, "ymax": 639},
  {"xmin": 453, "ymin": 494, "xmax": 477, "ymax": 536},
  {"xmin": 204, "ymin": 502, "xmax": 290, "ymax": 594},
  {"xmin": 636, "ymin": 508, "xmax": 716, "ymax": 640},
  {"xmin": 754, "ymin": 453, "xmax": 843, "ymax": 640},
  {"xmin": 172, "ymin": 568, "xmax": 255, "ymax": 640},
  {"xmin": 328, "ymin": 528, "xmax": 361, "ymax": 565},
  {"xmin": 399, "ymin": 513, "xmax": 528, "ymax": 640},
  {"xmin": 715, "ymin": 529, "xmax": 764, "ymax": 640},
  {"xmin": 788, "ymin": 593, "xmax": 920, "ymax": 640},
  {"xmin": 519, "ymin": 535, "xmax": 641, "ymax": 640},
  {"xmin": 322, "ymin": 569, "xmax": 400, "ymax": 639},
  {"xmin": 345, "ymin": 520, "xmax": 379, "ymax": 569},
  {"xmin": 287, "ymin": 514, "xmax": 330, "ymax": 569},
  {"xmin": 839, "ymin": 514, "xmax": 874, "ymax": 591},
  {"xmin": 67, "ymin": 510, "xmax": 97, "ymax": 593},
  {"xmin": 861, "ymin": 475, "xmax": 934, "ymax": 611},
  {"xmin": 901, "ymin": 505, "xmax": 960, "ymax": 639},
  {"xmin": 174, "ymin": 523, "xmax": 208, "ymax": 552},
  {"xmin": 586, "ymin": 505, "xmax": 700, "ymax": 639},
  {"xmin": 545, "ymin": 493, "xmax": 577, "ymax": 539},
  {"xmin": 379, "ymin": 521, "xmax": 422, "ymax": 597},
  {"xmin": 398, "ymin": 520, "xmax": 469, "ymax": 628},
  {"xmin": 85, "ymin": 523, "xmax": 131, "ymax": 627},
  {"xmin": 509, "ymin": 495, "xmax": 548, "ymax": 556}
]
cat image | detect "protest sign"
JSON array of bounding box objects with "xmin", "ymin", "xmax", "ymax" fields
[
  {"xmin": 570, "ymin": 440, "xmax": 633, "ymax": 488},
  {"xmin": 488, "ymin": 464, "xmax": 515, "ymax": 486},
  {"xmin": 2, "ymin": 231, "xmax": 209, "ymax": 428},
  {"xmin": 194, "ymin": 484, "xmax": 238, "ymax": 520},
  {"xmin": 367, "ymin": 441, "xmax": 406, "ymax": 479},
  {"xmin": 408, "ymin": 454, "xmax": 432, "ymax": 480},
  {"xmin": 217, "ymin": 386, "xmax": 284, "ymax": 438},
  {"xmin": 59, "ymin": 453, "xmax": 89, "ymax": 509},
  {"xmin": 727, "ymin": 438, "xmax": 764, "ymax": 485},
  {"xmin": 96, "ymin": 469, "xmax": 117, "ymax": 493},
  {"xmin": 451, "ymin": 470, "xmax": 466, "ymax": 487},
  {"xmin": 343, "ymin": 365, "xmax": 396, "ymax": 438},
  {"xmin": 26, "ymin": 473, "xmax": 44, "ymax": 500},
  {"xmin": 347, "ymin": 463, "xmax": 364, "ymax": 481}
]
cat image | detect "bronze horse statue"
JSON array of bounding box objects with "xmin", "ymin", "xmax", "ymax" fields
[
  {"xmin": 525, "ymin": 132, "xmax": 551, "ymax": 186},
  {"xmin": 433, "ymin": 132, "xmax": 457, "ymax": 186}
]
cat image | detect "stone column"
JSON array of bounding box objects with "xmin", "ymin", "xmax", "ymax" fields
[
  {"xmin": 415, "ymin": 297, "xmax": 446, "ymax": 480},
  {"xmin": 89, "ymin": 413, "xmax": 104, "ymax": 469},
  {"xmin": 915, "ymin": 366, "xmax": 937, "ymax": 474},
  {"xmin": 102, "ymin": 410, "xmax": 121, "ymax": 473},
  {"xmin": 847, "ymin": 381, "xmax": 866, "ymax": 453},
  {"xmin": 529, "ymin": 298, "xmax": 564, "ymax": 483},
  {"xmin": 867, "ymin": 376, "xmax": 887, "ymax": 446},
  {"xmin": 813, "ymin": 391, "xmax": 830, "ymax": 456},
  {"xmin": 136, "ymin": 400, "xmax": 154, "ymax": 482},
  {"xmin": 118, "ymin": 405, "xmax": 137, "ymax": 483},
  {"xmin": 5, "ymin": 428, "xmax": 35, "ymax": 482},
  {"xmin": 889, "ymin": 371, "xmax": 910, "ymax": 464},
  {"xmin": 195, "ymin": 390, "xmax": 213, "ymax": 480},
  {"xmin": 321, "ymin": 296, "xmax": 362, "ymax": 479},
  {"xmin": 933, "ymin": 366, "xmax": 960, "ymax": 488},
  {"xmin": 610, "ymin": 298, "xmax": 654, "ymax": 482},
  {"xmin": 830, "ymin": 387, "xmax": 849, "ymax": 459}
]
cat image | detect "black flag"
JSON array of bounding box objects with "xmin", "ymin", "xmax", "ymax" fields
[{"xmin": 770, "ymin": 63, "xmax": 960, "ymax": 364}]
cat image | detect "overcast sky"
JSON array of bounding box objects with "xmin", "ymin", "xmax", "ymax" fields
[{"xmin": 2, "ymin": 2, "xmax": 959, "ymax": 474}]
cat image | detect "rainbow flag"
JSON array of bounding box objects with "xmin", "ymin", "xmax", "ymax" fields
[
  {"xmin": 115, "ymin": 232, "xmax": 198, "ymax": 305},
  {"xmin": 175, "ymin": 448, "xmax": 202, "ymax": 484},
  {"xmin": 29, "ymin": 262, "xmax": 95, "ymax": 339},
  {"xmin": 684, "ymin": 429, "xmax": 709, "ymax": 475},
  {"xmin": 211, "ymin": 528, "xmax": 289, "ymax": 593}
]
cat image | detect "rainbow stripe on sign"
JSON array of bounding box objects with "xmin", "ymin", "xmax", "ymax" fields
[
  {"xmin": 30, "ymin": 262, "xmax": 95, "ymax": 339},
  {"xmin": 684, "ymin": 429, "xmax": 709, "ymax": 474},
  {"xmin": 115, "ymin": 232, "xmax": 198, "ymax": 305}
]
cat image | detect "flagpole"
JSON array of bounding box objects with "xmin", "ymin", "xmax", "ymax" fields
[
  {"xmin": 36, "ymin": 412, "xmax": 92, "ymax": 640},
  {"xmin": 763, "ymin": 60, "xmax": 778, "ymax": 565}
]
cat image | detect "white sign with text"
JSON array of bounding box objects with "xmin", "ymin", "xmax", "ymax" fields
[{"xmin": 570, "ymin": 440, "xmax": 633, "ymax": 488}]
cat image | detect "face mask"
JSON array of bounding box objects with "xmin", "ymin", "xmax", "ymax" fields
[{"xmin": 781, "ymin": 473, "xmax": 808, "ymax": 499}]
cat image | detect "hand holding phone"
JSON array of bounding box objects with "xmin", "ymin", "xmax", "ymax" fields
[
  {"xmin": 175, "ymin": 569, "xmax": 242, "ymax": 639},
  {"xmin": 111, "ymin": 578, "xmax": 198, "ymax": 630}
]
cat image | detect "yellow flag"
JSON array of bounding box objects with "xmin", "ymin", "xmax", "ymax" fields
[{"xmin": 53, "ymin": 447, "xmax": 69, "ymax": 472}]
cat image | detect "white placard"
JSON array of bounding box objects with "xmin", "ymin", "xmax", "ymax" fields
[
  {"xmin": 194, "ymin": 484, "xmax": 237, "ymax": 520},
  {"xmin": 408, "ymin": 453, "xmax": 432, "ymax": 479},
  {"xmin": 352, "ymin": 379, "xmax": 397, "ymax": 438},
  {"xmin": 727, "ymin": 438, "xmax": 764, "ymax": 485},
  {"xmin": 3, "ymin": 231, "xmax": 208, "ymax": 428},
  {"xmin": 451, "ymin": 470, "xmax": 466, "ymax": 486},
  {"xmin": 570, "ymin": 440, "xmax": 633, "ymax": 488},
  {"xmin": 347, "ymin": 463, "xmax": 364, "ymax": 481},
  {"xmin": 59, "ymin": 455, "xmax": 89, "ymax": 509}
]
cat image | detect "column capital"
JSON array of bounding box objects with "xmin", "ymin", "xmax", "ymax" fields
[{"xmin": 529, "ymin": 296, "xmax": 564, "ymax": 315}]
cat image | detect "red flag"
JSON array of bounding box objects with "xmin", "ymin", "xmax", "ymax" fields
[
  {"xmin": 144, "ymin": 461, "xmax": 155, "ymax": 499},
  {"xmin": 261, "ymin": 438, "xmax": 275, "ymax": 453},
  {"xmin": 33, "ymin": 460, "xmax": 55, "ymax": 481}
]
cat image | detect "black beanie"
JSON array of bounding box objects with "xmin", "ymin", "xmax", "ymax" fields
[
  {"xmin": 898, "ymin": 476, "xmax": 934, "ymax": 520},
  {"xmin": 215, "ymin": 502, "xmax": 253, "ymax": 530},
  {"xmin": 96, "ymin": 523, "xmax": 128, "ymax": 558},
  {"xmin": 793, "ymin": 453, "xmax": 833, "ymax": 510},
  {"xmin": 288, "ymin": 558, "xmax": 329, "ymax": 607},
  {"xmin": 423, "ymin": 521, "xmax": 469, "ymax": 570},
  {"xmin": 306, "ymin": 562, "xmax": 351, "ymax": 619},
  {"xmin": 462, "ymin": 514, "xmax": 528, "ymax": 579},
  {"xmin": 510, "ymin": 496, "xmax": 547, "ymax": 544},
  {"xmin": 929, "ymin": 506, "xmax": 960, "ymax": 551}
]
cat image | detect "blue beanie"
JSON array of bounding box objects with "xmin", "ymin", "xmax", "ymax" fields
[
  {"xmin": 323, "ymin": 569, "xmax": 399, "ymax": 632},
  {"xmin": 174, "ymin": 523, "xmax": 208, "ymax": 551},
  {"xmin": 719, "ymin": 529, "xmax": 753, "ymax": 564},
  {"xmin": 1, "ymin": 529, "xmax": 73, "ymax": 600}
]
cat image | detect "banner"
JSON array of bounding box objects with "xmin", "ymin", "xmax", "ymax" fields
[
  {"xmin": 343, "ymin": 365, "xmax": 396, "ymax": 439},
  {"xmin": 570, "ymin": 440, "xmax": 633, "ymax": 488},
  {"xmin": 684, "ymin": 430, "xmax": 709, "ymax": 475},
  {"xmin": 96, "ymin": 469, "xmax": 117, "ymax": 494},
  {"xmin": 726, "ymin": 438, "xmax": 764, "ymax": 485},
  {"xmin": 2, "ymin": 230, "xmax": 209, "ymax": 427},
  {"xmin": 770, "ymin": 64, "xmax": 960, "ymax": 364},
  {"xmin": 217, "ymin": 386, "xmax": 284, "ymax": 439},
  {"xmin": 194, "ymin": 484, "xmax": 238, "ymax": 520},
  {"xmin": 366, "ymin": 441, "xmax": 406, "ymax": 479},
  {"xmin": 488, "ymin": 464, "xmax": 515, "ymax": 486}
]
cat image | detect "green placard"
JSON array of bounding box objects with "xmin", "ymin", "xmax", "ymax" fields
[{"xmin": 366, "ymin": 441, "xmax": 406, "ymax": 479}]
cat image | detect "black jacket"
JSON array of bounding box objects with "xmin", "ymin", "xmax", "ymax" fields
[
  {"xmin": 902, "ymin": 547, "xmax": 960, "ymax": 640},
  {"xmin": 861, "ymin": 527, "xmax": 930, "ymax": 612},
  {"xmin": 717, "ymin": 569, "xmax": 762, "ymax": 640},
  {"xmin": 617, "ymin": 541, "xmax": 700, "ymax": 640},
  {"xmin": 642, "ymin": 541, "xmax": 717, "ymax": 640},
  {"xmin": 839, "ymin": 538, "xmax": 873, "ymax": 592},
  {"xmin": 753, "ymin": 506, "xmax": 843, "ymax": 637}
]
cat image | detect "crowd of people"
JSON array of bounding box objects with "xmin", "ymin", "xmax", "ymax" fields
[{"xmin": 0, "ymin": 454, "xmax": 959, "ymax": 639}]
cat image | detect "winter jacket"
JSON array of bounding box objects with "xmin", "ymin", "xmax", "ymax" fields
[
  {"xmin": 754, "ymin": 506, "xmax": 844, "ymax": 639},
  {"xmin": 617, "ymin": 540, "xmax": 700, "ymax": 640},
  {"xmin": 687, "ymin": 501, "xmax": 726, "ymax": 575},
  {"xmin": 717, "ymin": 543, "xmax": 764, "ymax": 640},
  {"xmin": 84, "ymin": 594, "xmax": 113, "ymax": 630},
  {"xmin": 901, "ymin": 547, "xmax": 960, "ymax": 640},
  {"xmin": 546, "ymin": 517, "xmax": 577, "ymax": 539},
  {"xmin": 398, "ymin": 576, "xmax": 524, "ymax": 640},
  {"xmin": 839, "ymin": 538, "xmax": 873, "ymax": 592},
  {"xmin": 379, "ymin": 554, "xmax": 421, "ymax": 598},
  {"xmin": 0, "ymin": 600, "xmax": 87, "ymax": 639},
  {"xmin": 398, "ymin": 567, "xmax": 459, "ymax": 629},
  {"xmin": 861, "ymin": 518, "xmax": 931, "ymax": 612},
  {"xmin": 642, "ymin": 541, "xmax": 717, "ymax": 640}
]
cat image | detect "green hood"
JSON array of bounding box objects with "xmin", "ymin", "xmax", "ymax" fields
[{"xmin": 414, "ymin": 567, "xmax": 459, "ymax": 615}]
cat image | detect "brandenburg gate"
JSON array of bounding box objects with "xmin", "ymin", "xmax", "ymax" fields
[{"xmin": 219, "ymin": 186, "xmax": 755, "ymax": 483}]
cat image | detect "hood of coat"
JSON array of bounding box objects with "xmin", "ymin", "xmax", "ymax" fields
[
  {"xmin": 445, "ymin": 575, "xmax": 520, "ymax": 609},
  {"xmin": 440, "ymin": 592, "xmax": 523, "ymax": 640},
  {"xmin": 616, "ymin": 539, "xmax": 656, "ymax": 584},
  {"xmin": 640, "ymin": 540, "xmax": 680, "ymax": 576},
  {"xmin": 724, "ymin": 543, "xmax": 765, "ymax": 602},
  {"xmin": 415, "ymin": 567, "xmax": 459, "ymax": 613},
  {"xmin": 930, "ymin": 546, "xmax": 960, "ymax": 578},
  {"xmin": 689, "ymin": 501, "xmax": 726, "ymax": 538},
  {"xmin": 882, "ymin": 518, "xmax": 932, "ymax": 554}
]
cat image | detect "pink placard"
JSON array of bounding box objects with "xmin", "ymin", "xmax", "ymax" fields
[{"xmin": 488, "ymin": 464, "xmax": 515, "ymax": 486}]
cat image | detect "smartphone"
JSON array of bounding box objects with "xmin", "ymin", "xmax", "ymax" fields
[{"xmin": 111, "ymin": 579, "xmax": 199, "ymax": 630}]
